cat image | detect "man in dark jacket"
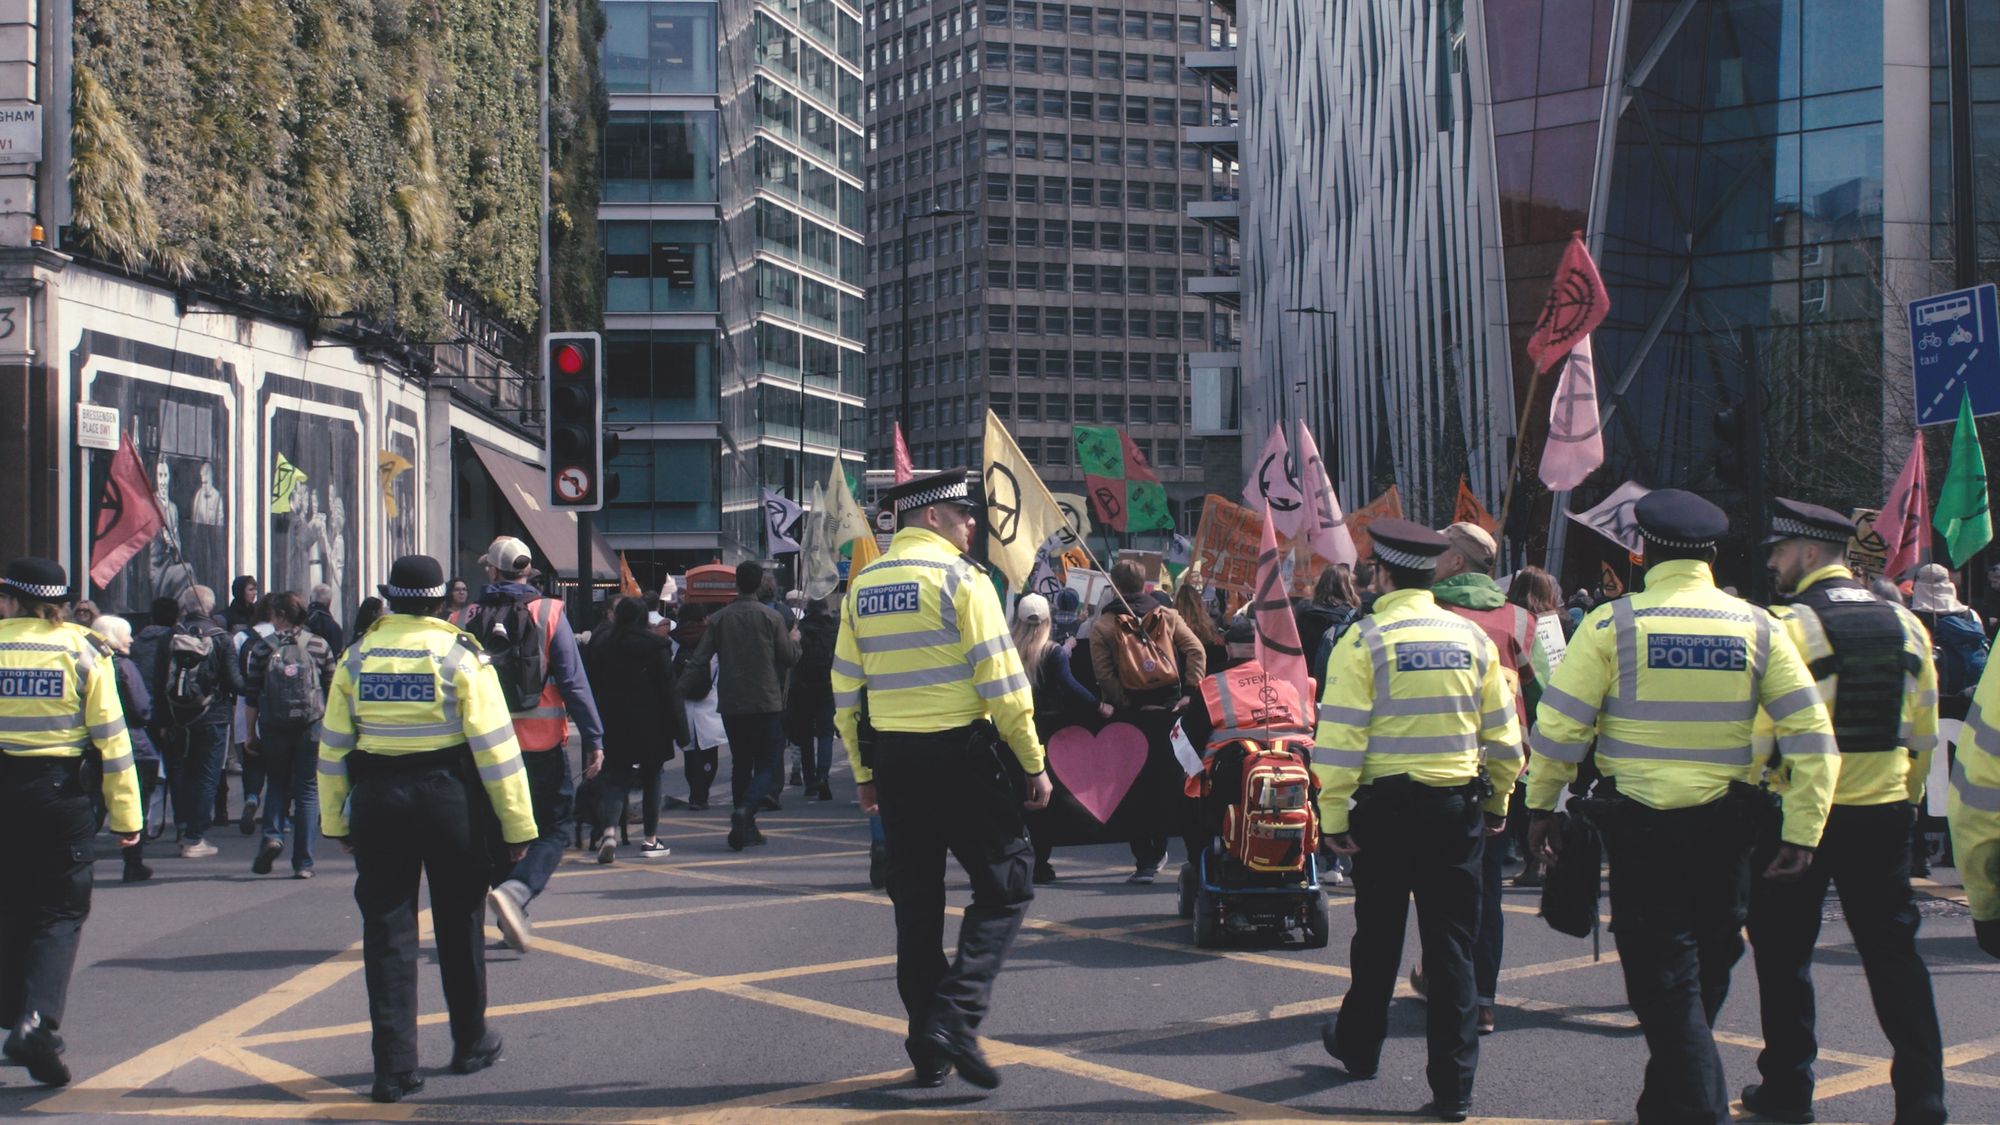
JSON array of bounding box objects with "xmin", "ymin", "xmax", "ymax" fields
[
  {"xmin": 165, "ymin": 585, "xmax": 245, "ymax": 858},
  {"xmin": 305, "ymin": 583, "xmax": 345, "ymax": 653},
  {"xmin": 675, "ymin": 561, "xmax": 799, "ymax": 849},
  {"xmin": 242, "ymin": 592, "xmax": 339, "ymax": 878}
]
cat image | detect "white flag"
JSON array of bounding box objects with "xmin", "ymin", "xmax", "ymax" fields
[
  {"xmin": 798, "ymin": 482, "xmax": 841, "ymax": 599},
  {"xmin": 820, "ymin": 461, "xmax": 872, "ymax": 549},
  {"xmin": 1296, "ymin": 422, "xmax": 1357, "ymax": 565},
  {"xmin": 1026, "ymin": 535, "xmax": 1067, "ymax": 599},
  {"xmin": 761, "ymin": 487, "xmax": 803, "ymax": 554},
  {"xmin": 1243, "ymin": 423, "xmax": 1306, "ymax": 537},
  {"xmin": 1568, "ymin": 480, "xmax": 1652, "ymax": 556},
  {"xmin": 1051, "ymin": 493, "xmax": 1094, "ymax": 550},
  {"xmin": 1539, "ymin": 336, "xmax": 1605, "ymax": 492}
]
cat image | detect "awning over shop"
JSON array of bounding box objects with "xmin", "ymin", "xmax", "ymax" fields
[{"xmin": 469, "ymin": 441, "xmax": 619, "ymax": 583}]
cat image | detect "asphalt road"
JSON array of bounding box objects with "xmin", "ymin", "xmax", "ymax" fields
[{"xmin": 6, "ymin": 753, "xmax": 1998, "ymax": 1124}]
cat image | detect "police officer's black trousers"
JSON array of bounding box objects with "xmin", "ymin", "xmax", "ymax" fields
[
  {"xmin": 0, "ymin": 756, "xmax": 96, "ymax": 1032},
  {"xmin": 1748, "ymin": 801, "xmax": 1946, "ymax": 1122},
  {"xmin": 874, "ymin": 728, "xmax": 1035, "ymax": 1045},
  {"xmin": 1335, "ymin": 778, "xmax": 1483, "ymax": 1105},
  {"xmin": 348, "ymin": 750, "xmax": 494, "ymax": 1076},
  {"xmin": 1599, "ymin": 796, "xmax": 1752, "ymax": 1125}
]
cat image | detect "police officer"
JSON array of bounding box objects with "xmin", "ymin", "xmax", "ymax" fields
[
  {"xmin": 831, "ymin": 469, "xmax": 1054, "ymax": 1090},
  {"xmin": 1527, "ymin": 490, "xmax": 1837, "ymax": 1125},
  {"xmin": 1314, "ymin": 520, "xmax": 1522, "ymax": 1124},
  {"xmin": 0, "ymin": 558, "xmax": 142, "ymax": 1087},
  {"xmin": 1740, "ymin": 499, "xmax": 1946, "ymax": 1124},
  {"xmin": 1951, "ymin": 621, "xmax": 2000, "ymax": 963},
  {"xmin": 318, "ymin": 555, "xmax": 538, "ymax": 1104}
]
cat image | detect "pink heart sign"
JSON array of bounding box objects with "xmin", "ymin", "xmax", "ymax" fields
[{"xmin": 1047, "ymin": 723, "xmax": 1148, "ymax": 824}]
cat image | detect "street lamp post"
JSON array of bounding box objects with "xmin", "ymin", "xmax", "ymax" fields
[{"xmin": 898, "ymin": 206, "xmax": 973, "ymax": 443}]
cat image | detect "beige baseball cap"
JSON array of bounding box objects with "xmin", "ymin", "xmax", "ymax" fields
[
  {"xmin": 1442, "ymin": 522, "xmax": 1497, "ymax": 571},
  {"xmin": 481, "ymin": 536, "xmax": 537, "ymax": 578}
]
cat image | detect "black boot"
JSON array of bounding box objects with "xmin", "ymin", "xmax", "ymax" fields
[
  {"xmin": 122, "ymin": 843, "xmax": 153, "ymax": 883},
  {"xmin": 371, "ymin": 1072, "xmax": 424, "ymax": 1103},
  {"xmin": 728, "ymin": 808, "xmax": 749, "ymax": 851},
  {"xmin": 451, "ymin": 1031, "xmax": 504, "ymax": 1074},
  {"xmin": 5, "ymin": 1016, "xmax": 70, "ymax": 1087},
  {"xmin": 869, "ymin": 839, "xmax": 889, "ymax": 889}
]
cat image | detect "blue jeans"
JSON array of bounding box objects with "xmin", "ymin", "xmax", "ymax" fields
[
  {"xmin": 503, "ymin": 748, "xmax": 573, "ymax": 902},
  {"xmin": 722, "ymin": 712, "xmax": 784, "ymax": 812},
  {"xmin": 258, "ymin": 724, "xmax": 320, "ymax": 870},
  {"xmin": 175, "ymin": 721, "xmax": 230, "ymax": 844}
]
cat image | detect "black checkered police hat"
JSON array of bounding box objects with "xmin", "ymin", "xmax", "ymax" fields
[
  {"xmin": 881, "ymin": 469, "xmax": 976, "ymax": 516},
  {"xmin": 1367, "ymin": 519, "xmax": 1451, "ymax": 570},
  {"xmin": 1764, "ymin": 497, "xmax": 1854, "ymax": 548},
  {"xmin": 1633, "ymin": 489, "xmax": 1729, "ymax": 551},
  {"xmin": 1, "ymin": 557, "xmax": 71, "ymax": 602},
  {"xmin": 379, "ymin": 554, "xmax": 450, "ymax": 599}
]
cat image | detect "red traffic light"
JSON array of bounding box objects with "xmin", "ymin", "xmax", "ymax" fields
[{"xmin": 553, "ymin": 343, "xmax": 585, "ymax": 375}]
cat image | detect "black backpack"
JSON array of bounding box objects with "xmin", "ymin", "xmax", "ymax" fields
[
  {"xmin": 464, "ymin": 595, "xmax": 550, "ymax": 713},
  {"xmin": 258, "ymin": 629, "xmax": 326, "ymax": 728},
  {"xmin": 162, "ymin": 626, "xmax": 220, "ymax": 726}
]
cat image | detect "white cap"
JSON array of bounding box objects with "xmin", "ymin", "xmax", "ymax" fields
[
  {"xmin": 481, "ymin": 536, "xmax": 537, "ymax": 577},
  {"xmin": 1015, "ymin": 593, "xmax": 1050, "ymax": 623}
]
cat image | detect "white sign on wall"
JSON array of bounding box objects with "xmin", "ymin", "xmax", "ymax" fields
[
  {"xmin": 0, "ymin": 105, "xmax": 41, "ymax": 163},
  {"xmin": 76, "ymin": 403, "xmax": 119, "ymax": 451}
]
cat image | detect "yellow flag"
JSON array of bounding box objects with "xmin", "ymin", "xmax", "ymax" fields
[
  {"xmin": 980, "ymin": 410, "xmax": 1069, "ymax": 588},
  {"xmin": 849, "ymin": 526, "xmax": 882, "ymax": 572},
  {"xmin": 618, "ymin": 551, "xmax": 641, "ymax": 596},
  {"xmin": 377, "ymin": 451, "xmax": 414, "ymax": 518},
  {"xmin": 270, "ymin": 453, "xmax": 308, "ymax": 514}
]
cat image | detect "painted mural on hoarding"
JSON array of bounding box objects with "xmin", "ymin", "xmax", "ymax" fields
[
  {"xmin": 75, "ymin": 332, "xmax": 235, "ymax": 615},
  {"xmin": 384, "ymin": 408, "xmax": 421, "ymax": 565},
  {"xmin": 265, "ymin": 402, "xmax": 361, "ymax": 627}
]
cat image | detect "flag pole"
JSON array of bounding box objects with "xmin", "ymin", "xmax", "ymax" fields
[{"xmin": 1495, "ymin": 363, "xmax": 1550, "ymax": 543}]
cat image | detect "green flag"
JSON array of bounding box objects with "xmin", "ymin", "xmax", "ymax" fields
[
  {"xmin": 1073, "ymin": 424, "xmax": 1175, "ymax": 533},
  {"xmin": 1935, "ymin": 390, "xmax": 1992, "ymax": 566}
]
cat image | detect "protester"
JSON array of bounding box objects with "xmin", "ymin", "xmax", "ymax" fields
[
  {"xmin": 1015, "ymin": 592, "xmax": 1111, "ymax": 884},
  {"xmin": 130, "ymin": 596, "xmax": 180, "ymax": 832},
  {"xmin": 91, "ymin": 614, "xmax": 158, "ymax": 883},
  {"xmin": 305, "ymin": 583, "xmax": 345, "ymax": 653},
  {"xmin": 787, "ymin": 596, "xmax": 840, "ymax": 801},
  {"xmin": 1912, "ymin": 564, "xmax": 1988, "ymax": 703},
  {"xmin": 69, "ymin": 600, "xmax": 99, "ymax": 629},
  {"xmin": 1177, "ymin": 581, "xmax": 1228, "ymax": 676},
  {"xmin": 229, "ymin": 595, "xmax": 276, "ymax": 837},
  {"xmin": 445, "ymin": 577, "xmax": 471, "ymax": 618},
  {"xmin": 671, "ymin": 603, "xmax": 724, "ymax": 811},
  {"xmin": 348, "ymin": 597, "xmax": 386, "ymax": 650},
  {"xmin": 1504, "ymin": 565, "xmax": 1570, "ymax": 889},
  {"xmin": 674, "ymin": 560, "xmax": 799, "ymax": 850},
  {"xmin": 223, "ymin": 575, "xmax": 260, "ymax": 631},
  {"xmin": 1295, "ymin": 565, "xmax": 1361, "ymax": 678},
  {"xmin": 242, "ymin": 592, "xmax": 337, "ymax": 879},
  {"xmin": 164, "ymin": 585, "xmax": 245, "ymax": 858},
  {"xmin": 582, "ymin": 596, "xmax": 686, "ymax": 862}
]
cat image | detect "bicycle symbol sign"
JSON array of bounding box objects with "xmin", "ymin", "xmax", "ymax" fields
[{"xmin": 1910, "ymin": 283, "xmax": 2000, "ymax": 426}]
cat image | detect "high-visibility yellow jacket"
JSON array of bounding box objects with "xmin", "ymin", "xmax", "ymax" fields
[
  {"xmin": 832, "ymin": 526, "xmax": 1044, "ymax": 784},
  {"xmin": 1950, "ymin": 659, "xmax": 2000, "ymax": 923},
  {"xmin": 1756, "ymin": 564, "xmax": 1937, "ymax": 808},
  {"xmin": 1528, "ymin": 559, "xmax": 1837, "ymax": 847},
  {"xmin": 1312, "ymin": 587, "xmax": 1522, "ymax": 835},
  {"xmin": 0, "ymin": 616, "xmax": 142, "ymax": 833},
  {"xmin": 317, "ymin": 614, "xmax": 537, "ymax": 843}
]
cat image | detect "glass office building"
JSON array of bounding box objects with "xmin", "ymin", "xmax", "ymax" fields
[{"xmin": 1235, "ymin": 0, "xmax": 1993, "ymax": 580}]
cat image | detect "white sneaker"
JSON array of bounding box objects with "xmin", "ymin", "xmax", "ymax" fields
[
  {"xmin": 638, "ymin": 840, "xmax": 672, "ymax": 859},
  {"xmin": 596, "ymin": 836, "xmax": 618, "ymax": 865},
  {"xmin": 179, "ymin": 840, "xmax": 218, "ymax": 859},
  {"xmin": 487, "ymin": 881, "xmax": 532, "ymax": 953}
]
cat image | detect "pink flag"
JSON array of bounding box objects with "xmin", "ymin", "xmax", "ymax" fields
[
  {"xmin": 1252, "ymin": 505, "xmax": 1314, "ymax": 708},
  {"xmin": 1538, "ymin": 335, "xmax": 1605, "ymax": 492},
  {"xmin": 1877, "ymin": 431, "xmax": 1929, "ymax": 579},
  {"xmin": 1243, "ymin": 423, "xmax": 1306, "ymax": 537},
  {"xmin": 892, "ymin": 422, "xmax": 914, "ymax": 484},
  {"xmin": 1295, "ymin": 422, "xmax": 1357, "ymax": 565},
  {"xmin": 1526, "ymin": 232, "xmax": 1612, "ymax": 372}
]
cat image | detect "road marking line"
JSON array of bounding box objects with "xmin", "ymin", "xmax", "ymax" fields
[
  {"xmin": 1811, "ymin": 1030, "xmax": 2000, "ymax": 1100},
  {"xmin": 201, "ymin": 1043, "xmax": 359, "ymax": 1104}
]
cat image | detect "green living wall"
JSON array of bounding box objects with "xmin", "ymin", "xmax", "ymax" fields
[{"xmin": 71, "ymin": 0, "xmax": 604, "ymax": 337}]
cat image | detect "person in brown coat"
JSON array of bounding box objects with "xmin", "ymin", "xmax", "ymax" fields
[{"xmin": 1087, "ymin": 560, "xmax": 1206, "ymax": 882}]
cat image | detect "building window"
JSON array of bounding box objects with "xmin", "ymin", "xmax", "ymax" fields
[
  {"xmin": 605, "ymin": 329, "xmax": 719, "ymax": 422},
  {"xmin": 603, "ymin": 220, "xmax": 717, "ymax": 312},
  {"xmin": 603, "ymin": 2, "xmax": 718, "ymax": 94},
  {"xmin": 603, "ymin": 110, "xmax": 719, "ymax": 202}
]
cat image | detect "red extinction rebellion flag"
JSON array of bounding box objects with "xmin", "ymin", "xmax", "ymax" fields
[
  {"xmin": 90, "ymin": 432, "xmax": 165, "ymax": 589},
  {"xmin": 1526, "ymin": 231, "xmax": 1611, "ymax": 372},
  {"xmin": 1074, "ymin": 424, "xmax": 1174, "ymax": 532}
]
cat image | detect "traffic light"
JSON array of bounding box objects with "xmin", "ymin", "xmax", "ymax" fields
[
  {"xmin": 545, "ymin": 332, "xmax": 608, "ymax": 510},
  {"xmin": 1713, "ymin": 400, "xmax": 1745, "ymax": 487}
]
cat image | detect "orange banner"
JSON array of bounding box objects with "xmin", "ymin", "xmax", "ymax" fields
[
  {"xmin": 1453, "ymin": 476, "xmax": 1499, "ymax": 536},
  {"xmin": 1345, "ymin": 486, "xmax": 1404, "ymax": 562},
  {"xmin": 1190, "ymin": 494, "xmax": 1326, "ymax": 597}
]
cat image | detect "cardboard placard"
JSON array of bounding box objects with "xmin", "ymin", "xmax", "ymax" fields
[
  {"xmin": 1189, "ymin": 494, "xmax": 1326, "ymax": 597},
  {"xmin": 1847, "ymin": 508, "xmax": 1887, "ymax": 579}
]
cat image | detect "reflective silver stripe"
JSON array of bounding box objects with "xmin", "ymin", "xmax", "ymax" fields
[
  {"xmin": 1530, "ymin": 729, "xmax": 1590, "ymax": 763},
  {"xmin": 0, "ymin": 712, "xmax": 85, "ymax": 733},
  {"xmin": 1612, "ymin": 600, "xmax": 1640, "ymax": 702},
  {"xmin": 1906, "ymin": 734, "xmax": 1939, "ymax": 753},
  {"xmin": 1595, "ymin": 736, "xmax": 1753, "ymax": 766},
  {"xmin": 0, "ymin": 742, "xmax": 87, "ymax": 754},
  {"xmin": 976, "ymin": 671, "xmax": 1031, "ymax": 699},
  {"xmin": 1540, "ymin": 685, "xmax": 1599, "ymax": 726},
  {"xmin": 1763, "ymin": 685, "xmax": 1820, "ymax": 723},
  {"xmin": 831, "ymin": 656, "xmax": 864, "ymax": 679},
  {"xmin": 1367, "ymin": 732, "xmax": 1478, "ymax": 756},
  {"xmin": 357, "ymin": 719, "xmax": 462, "ymax": 739},
  {"xmin": 1213, "ymin": 725, "xmax": 1311, "ymax": 741},
  {"xmin": 1216, "ymin": 679, "xmax": 1241, "ymax": 729},
  {"xmin": 466, "ymin": 725, "xmax": 514, "ymax": 754},
  {"xmin": 1374, "ymin": 694, "xmax": 1476, "ymax": 718},
  {"xmin": 1603, "ymin": 696, "xmax": 1757, "ymax": 723},
  {"xmin": 1482, "ymin": 740, "xmax": 1523, "ymax": 761},
  {"xmin": 88, "ymin": 717, "xmax": 128, "ymax": 740},
  {"xmin": 1915, "ymin": 689, "xmax": 1939, "ymax": 710},
  {"xmin": 435, "ymin": 643, "xmax": 471, "ymax": 731},
  {"xmin": 964, "ymin": 635, "xmax": 1011, "ymax": 667},
  {"xmin": 1481, "ymin": 706, "xmax": 1514, "ymax": 731},
  {"xmin": 318, "ymin": 727, "xmax": 357, "ymax": 752},
  {"xmin": 1357, "ymin": 619, "xmax": 1392, "ymax": 704},
  {"xmin": 1776, "ymin": 731, "xmax": 1837, "ymax": 757},
  {"xmin": 1318, "ymin": 703, "xmax": 1371, "ymax": 727},
  {"xmin": 940, "ymin": 560, "xmax": 972, "ymax": 641},
  {"xmin": 318, "ymin": 756, "xmax": 349, "ymax": 778},
  {"xmin": 870, "ymin": 664, "xmax": 974, "ymax": 691},
  {"xmin": 98, "ymin": 751, "xmax": 135, "ymax": 773},
  {"xmin": 1315, "ymin": 745, "xmax": 1367, "ymax": 768},
  {"xmin": 477, "ymin": 754, "xmax": 526, "ymax": 783},
  {"xmin": 833, "ymin": 688, "xmax": 861, "ymax": 709},
  {"xmin": 1952, "ymin": 758, "xmax": 2000, "ymax": 812},
  {"xmin": 860, "ymin": 629, "xmax": 959, "ymax": 654}
]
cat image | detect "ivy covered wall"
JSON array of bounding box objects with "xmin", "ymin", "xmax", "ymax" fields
[{"xmin": 71, "ymin": 0, "xmax": 604, "ymax": 338}]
